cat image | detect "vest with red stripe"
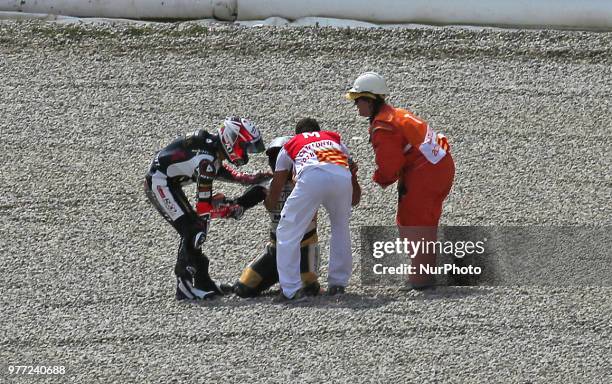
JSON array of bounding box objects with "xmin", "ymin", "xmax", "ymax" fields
[{"xmin": 284, "ymin": 131, "xmax": 349, "ymax": 175}]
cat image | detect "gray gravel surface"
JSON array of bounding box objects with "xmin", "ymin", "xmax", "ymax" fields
[{"xmin": 1, "ymin": 22, "xmax": 611, "ymax": 383}]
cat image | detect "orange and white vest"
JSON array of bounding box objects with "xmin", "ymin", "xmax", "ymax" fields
[{"xmin": 371, "ymin": 104, "xmax": 450, "ymax": 165}]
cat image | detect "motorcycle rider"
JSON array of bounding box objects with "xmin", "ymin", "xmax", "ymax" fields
[{"xmin": 144, "ymin": 116, "xmax": 269, "ymax": 300}]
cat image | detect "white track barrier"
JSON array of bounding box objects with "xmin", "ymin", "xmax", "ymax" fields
[
  {"xmin": 1, "ymin": 0, "xmax": 612, "ymax": 29},
  {"xmin": 0, "ymin": 0, "xmax": 237, "ymax": 20},
  {"xmin": 237, "ymin": 0, "xmax": 612, "ymax": 30}
]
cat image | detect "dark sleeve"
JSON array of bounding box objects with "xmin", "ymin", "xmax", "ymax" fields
[{"xmin": 234, "ymin": 185, "xmax": 267, "ymax": 209}]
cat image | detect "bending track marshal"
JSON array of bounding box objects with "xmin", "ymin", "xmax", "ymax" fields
[{"xmin": 265, "ymin": 120, "xmax": 359, "ymax": 301}]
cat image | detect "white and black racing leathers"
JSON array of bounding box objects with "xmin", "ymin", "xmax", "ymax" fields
[{"xmin": 144, "ymin": 129, "xmax": 267, "ymax": 300}]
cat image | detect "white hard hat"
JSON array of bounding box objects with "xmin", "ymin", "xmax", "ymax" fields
[{"xmin": 346, "ymin": 72, "xmax": 388, "ymax": 100}]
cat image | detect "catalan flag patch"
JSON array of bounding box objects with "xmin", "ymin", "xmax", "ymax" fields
[{"xmin": 315, "ymin": 148, "xmax": 349, "ymax": 167}]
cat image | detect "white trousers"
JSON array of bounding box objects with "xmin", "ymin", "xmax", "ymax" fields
[{"xmin": 276, "ymin": 165, "xmax": 353, "ymax": 298}]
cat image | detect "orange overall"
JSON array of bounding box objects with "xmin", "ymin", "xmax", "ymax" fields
[{"xmin": 370, "ymin": 104, "xmax": 455, "ymax": 285}]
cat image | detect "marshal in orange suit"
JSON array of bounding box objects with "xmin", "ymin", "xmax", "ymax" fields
[{"xmin": 346, "ymin": 72, "xmax": 455, "ymax": 289}]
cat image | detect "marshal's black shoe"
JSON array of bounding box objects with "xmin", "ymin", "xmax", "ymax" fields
[
  {"xmin": 327, "ymin": 285, "xmax": 346, "ymax": 296},
  {"xmin": 274, "ymin": 288, "xmax": 308, "ymax": 303}
]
